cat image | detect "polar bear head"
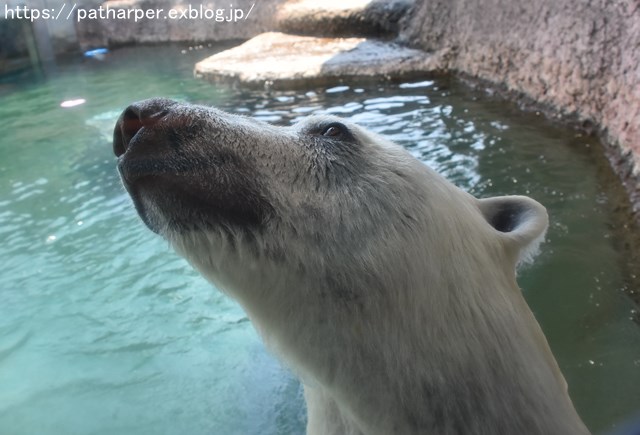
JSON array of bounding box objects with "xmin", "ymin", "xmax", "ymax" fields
[
  {"xmin": 113, "ymin": 98, "xmax": 546, "ymax": 279},
  {"xmin": 113, "ymin": 98, "xmax": 587, "ymax": 434}
]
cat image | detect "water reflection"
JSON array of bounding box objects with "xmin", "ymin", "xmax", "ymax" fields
[{"xmin": 0, "ymin": 45, "xmax": 638, "ymax": 435}]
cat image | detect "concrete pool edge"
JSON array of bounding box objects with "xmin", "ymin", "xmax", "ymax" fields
[
  {"xmin": 402, "ymin": 0, "xmax": 640, "ymax": 221},
  {"xmin": 192, "ymin": 0, "xmax": 640, "ymax": 222},
  {"xmin": 449, "ymin": 71, "xmax": 640, "ymax": 226},
  {"xmin": 73, "ymin": 0, "xmax": 640, "ymax": 220}
]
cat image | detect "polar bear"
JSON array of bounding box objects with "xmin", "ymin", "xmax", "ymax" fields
[{"xmin": 113, "ymin": 98, "xmax": 590, "ymax": 435}]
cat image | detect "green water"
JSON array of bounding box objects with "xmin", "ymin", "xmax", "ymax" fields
[{"xmin": 0, "ymin": 45, "xmax": 639, "ymax": 435}]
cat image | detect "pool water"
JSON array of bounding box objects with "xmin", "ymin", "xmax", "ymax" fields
[{"xmin": 1, "ymin": 45, "xmax": 639, "ymax": 435}]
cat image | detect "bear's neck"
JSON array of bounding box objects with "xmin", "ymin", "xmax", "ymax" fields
[
  {"xmin": 222, "ymin": 269, "xmax": 587, "ymax": 435},
  {"xmin": 179, "ymin": 240, "xmax": 588, "ymax": 435}
]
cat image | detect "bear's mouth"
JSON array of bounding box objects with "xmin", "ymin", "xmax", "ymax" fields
[
  {"xmin": 113, "ymin": 101, "xmax": 193, "ymax": 185},
  {"xmin": 112, "ymin": 98, "xmax": 275, "ymax": 235}
]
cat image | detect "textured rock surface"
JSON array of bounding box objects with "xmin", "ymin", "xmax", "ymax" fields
[
  {"xmin": 194, "ymin": 32, "xmax": 441, "ymax": 89},
  {"xmin": 275, "ymin": 0, "xmax": 413, "ymax": 37},
  {"xmin": 75, "ymin": 0, "xmax": 286, "ymax": 48},
  {"xmin": 75, "ymin": 0, "xmax": 640, "ymax": 213},
  {"xmin": 76, "ymin": 0, "xmax": 412, "ymax": 49},
  {"xmin": 402, "ymin": 0, "xmax": 640, "ymax": 214}
]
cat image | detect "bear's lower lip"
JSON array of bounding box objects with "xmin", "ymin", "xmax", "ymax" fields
[
  {"xmin": 117, "ymin": 156, "xmax": 159, "ymax": 185},
  {"xmin": 119, "ymin": 172, "xmax": 272, "ymax": 235},
  {"xmin": 116, "ymin": 173, "xmax": 197, "ymax": 234},
  {"xmin": 117, "ymin": 158, "xmax": 159, "ymax": 187},
  {"xmin": 117, "ymin": 150, "xmax": 205, "ymax": 186}
]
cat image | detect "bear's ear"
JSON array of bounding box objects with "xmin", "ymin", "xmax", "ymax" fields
[{"xmin": 477, "ymin": 195, "xmax": 549, "ymax": 267}]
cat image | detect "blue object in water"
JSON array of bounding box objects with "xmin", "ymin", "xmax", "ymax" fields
[{"xmin": 84, "ymin": 48, "xmax": 109, "ymax": 58}]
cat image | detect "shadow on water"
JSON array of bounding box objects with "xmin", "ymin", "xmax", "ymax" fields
[{"xmin": 0, "ymin": 45, "xmax": 638, "ymax": 435}]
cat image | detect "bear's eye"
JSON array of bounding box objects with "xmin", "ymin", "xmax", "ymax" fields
[{"xmin": 321, "ymin": 122, "xmax": 347, "ymax": 138}]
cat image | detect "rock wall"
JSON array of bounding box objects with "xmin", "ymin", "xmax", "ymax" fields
[
  {"xmin": 75, "ymin": 0, "xmax": 286, "ymax": 49},
  {"xmin": 41, "ymin": 0, "xmax": 83, "ymax": 53},
  {"xmin": 74, "ymin": 0, "xmax": 640, "ymax": 213},
  {"xmin": 402, "ymin": 0, "xmax": 640, "ymax": 213},
  {"xmin": 2, "ymin": 0, "xmax": 85, "ymax": 56}
]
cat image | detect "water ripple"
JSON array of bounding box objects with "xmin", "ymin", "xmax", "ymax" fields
[{"xmin": 0, "ymin": 46, "xmax": 638, "ymax": 435}]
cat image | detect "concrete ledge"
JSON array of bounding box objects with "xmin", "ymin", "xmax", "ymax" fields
[
  {"xmin": 402, "ymin": 0, "xmax": 640, "ymax": 217},
  {"xmin": 275, "ymin": 0, "xmax": 413, "ymax": 38},
  {"xmin": 194, "ymin": 32, "xmax": 441, "ymax": 89},
  {"xmin": 75, "ymin": 0, "xmax": 412, "ymax": 48}
]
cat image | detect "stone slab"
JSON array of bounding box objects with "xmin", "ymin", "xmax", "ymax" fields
[
  {"xmin": 194, "ymin": 32, "xmax": 441, "ymax": 89},
  {"xmin": 275, "ymin": 0, "xmax": 413, "ymax": 38}
]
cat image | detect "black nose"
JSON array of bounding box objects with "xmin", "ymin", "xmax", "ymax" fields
[{"xmin": 113, "ymin": 98, "xmax": 178, "ymax": 157}]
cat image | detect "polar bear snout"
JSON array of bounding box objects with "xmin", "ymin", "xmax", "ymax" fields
[
  {"xmin": 113, "ymin": 98, "xmax": 179, "ymax": 158},
  {"xmin": 112, "ymin": 99, "xmax": 274, "ymax": 235},
  {"xmin": 113, "ymin": 98, "xmax": 211, "ymax": 185}
]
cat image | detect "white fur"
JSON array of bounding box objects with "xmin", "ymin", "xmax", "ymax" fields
[{"xmin": 124, "ymin": 104, "xmax": 590, "ymax": 434}]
